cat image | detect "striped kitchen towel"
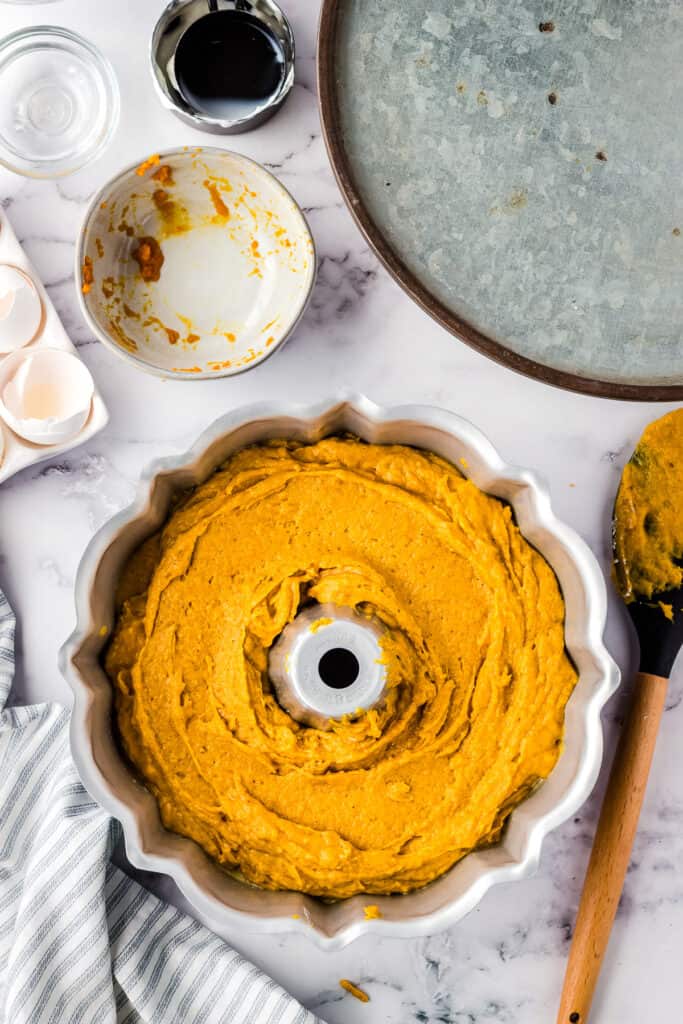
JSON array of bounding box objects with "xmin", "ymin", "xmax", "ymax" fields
[{"xmin": 0, "ymin": 588, "xmax": 321, "ymax": 1024}]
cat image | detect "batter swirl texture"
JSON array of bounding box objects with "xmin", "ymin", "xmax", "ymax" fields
[{"xmin": 106, "ymin": 437, "xmax": 577, "ymax": 897}]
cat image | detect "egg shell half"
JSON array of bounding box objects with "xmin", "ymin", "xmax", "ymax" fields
[
  {"xmin": 0, "ymin": 348, "xmax": 94, "ymax": 445},
  {"xmin": 0, "ymin": 265, "xmax": 43, "ymax": 353}
]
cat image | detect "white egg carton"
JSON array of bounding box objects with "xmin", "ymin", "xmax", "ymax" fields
[{"xmin": 0, "ymin": 208, "xmax": 108, "ymax": 483}]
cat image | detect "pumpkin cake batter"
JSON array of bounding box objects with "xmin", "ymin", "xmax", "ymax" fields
[
  {"xmin": 613, "ymin": 408, "xmax": 683, "ymax": 604},
  {"xmin": 105, "ymin": 437, "xmax": 577, "ymax": 897}
]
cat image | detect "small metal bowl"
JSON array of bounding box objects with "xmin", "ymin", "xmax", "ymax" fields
[
  {"xmin": 62, "ymin": 395, "xmax": 620, "ymax": 949},
  {"xmin": 76, "ymin": 147, "xmax": 315, "ymax": 379},
  {"xmin": 151, "ymin": 0, "xmax": 295, "ymax": 134}
]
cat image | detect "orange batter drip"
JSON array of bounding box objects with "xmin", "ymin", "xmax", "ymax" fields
[
  {"xmin": 204, "ymin": 179, "xmax": 230, "ymax": 219},
  {"xmin": 135, "ymin": 154, "xmax": 160, "ymax": 176},
  {"xmin": 133, "ymin": 237, "xmax": 164, "ymax": 283},
  {"xmin": 152, "ymin": 164, "xmax": 174, "ymax": 185},
  {"xmin": 81, "ymin": 256, "xmax": 94, "ymax": 295}
]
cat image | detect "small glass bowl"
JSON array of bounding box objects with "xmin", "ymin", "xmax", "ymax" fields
[{"xmin": 0, "ymin": 26, "xmax": 119, "ymax": 178}]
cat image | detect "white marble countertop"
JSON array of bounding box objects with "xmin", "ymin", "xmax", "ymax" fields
[{"xmin": 1, "ymin": 2, "xmax": 681, "ymax": 1021}]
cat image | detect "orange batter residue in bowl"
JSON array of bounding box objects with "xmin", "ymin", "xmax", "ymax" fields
[
  {"xmin": 105, "ymin": 437, "xmax": 577, "ymax": 898},
  {"xmin": 132, "ymin": 236, "xmax": 164, "ymax": 283}
]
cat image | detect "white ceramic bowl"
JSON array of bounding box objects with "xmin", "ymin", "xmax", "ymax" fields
[
  {"xmin": 76, "ymin": 148, "xmax": 316, "ymax": 379},
  {"xmin": 61, "ymin": 395, "xmax": 619, "ymax": 949}
]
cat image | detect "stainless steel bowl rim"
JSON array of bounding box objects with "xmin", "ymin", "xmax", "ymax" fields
[
  {"xmin": 62, "ymin": 394, "xmax": 620, "ymax": 949},
  {"xmin": 149, "ymin": 0, "xmax": 295, "ymax": 133}
]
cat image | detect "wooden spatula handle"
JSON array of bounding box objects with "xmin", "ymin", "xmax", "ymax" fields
[{"xmin": 557, "ymin": 671, "xmax": 668, "ymax": 1024}]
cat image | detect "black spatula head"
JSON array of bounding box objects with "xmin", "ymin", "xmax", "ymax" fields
[{"xmin": 625, "ymin": 576, "xmax": 683, "ymax": 677}]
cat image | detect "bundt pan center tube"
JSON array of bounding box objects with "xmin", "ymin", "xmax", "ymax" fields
[{"xmin": 61, "ymin": 394, "xmax": 619, "ymax": 948}]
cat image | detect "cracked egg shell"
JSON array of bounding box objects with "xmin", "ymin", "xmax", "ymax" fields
[
  {"xmin": 0, "ymin": 348, "xmax": 94, "ymax": 445},
  {"xmin": 0, "ymin": 265, "xmax": 43, "ymax": 353}
]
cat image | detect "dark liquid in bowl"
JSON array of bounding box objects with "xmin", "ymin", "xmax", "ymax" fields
[{"xmin": 175, "ymin": 10, "xmax": 285, "ymax": 121}]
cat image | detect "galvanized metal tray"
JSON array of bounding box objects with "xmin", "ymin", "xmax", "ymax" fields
[{"xmin": 318, "ymin": 0, "xmax": 683, "ymax": 400}]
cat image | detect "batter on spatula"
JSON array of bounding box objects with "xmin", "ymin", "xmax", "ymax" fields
[
  {"xmin": 613, "ymin": 408, "xmax": 683, "ymax": 606},
  {"xmin": 559, "ymin": 409, "xmax": 683, "ymax": 1024}
]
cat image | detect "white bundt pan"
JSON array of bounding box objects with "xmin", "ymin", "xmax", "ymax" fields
[{"xmin": 61, "ymin": 394, "xmax": 620, "ymax": 949}]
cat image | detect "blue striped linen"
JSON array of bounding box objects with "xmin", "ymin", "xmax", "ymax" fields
[{"xmin": 0, "ymin": 589, "xmax": 322, "ymax": 1024}]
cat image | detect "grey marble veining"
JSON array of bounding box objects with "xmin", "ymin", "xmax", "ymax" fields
[{"xmin": 0, "ymin": 1, "xmax": 681, "ymax": 1021}]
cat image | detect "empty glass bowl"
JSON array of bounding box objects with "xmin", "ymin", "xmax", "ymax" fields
[{"xmin": 0, "ymin": 26, "xmax": 119, "ymax": 177}]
